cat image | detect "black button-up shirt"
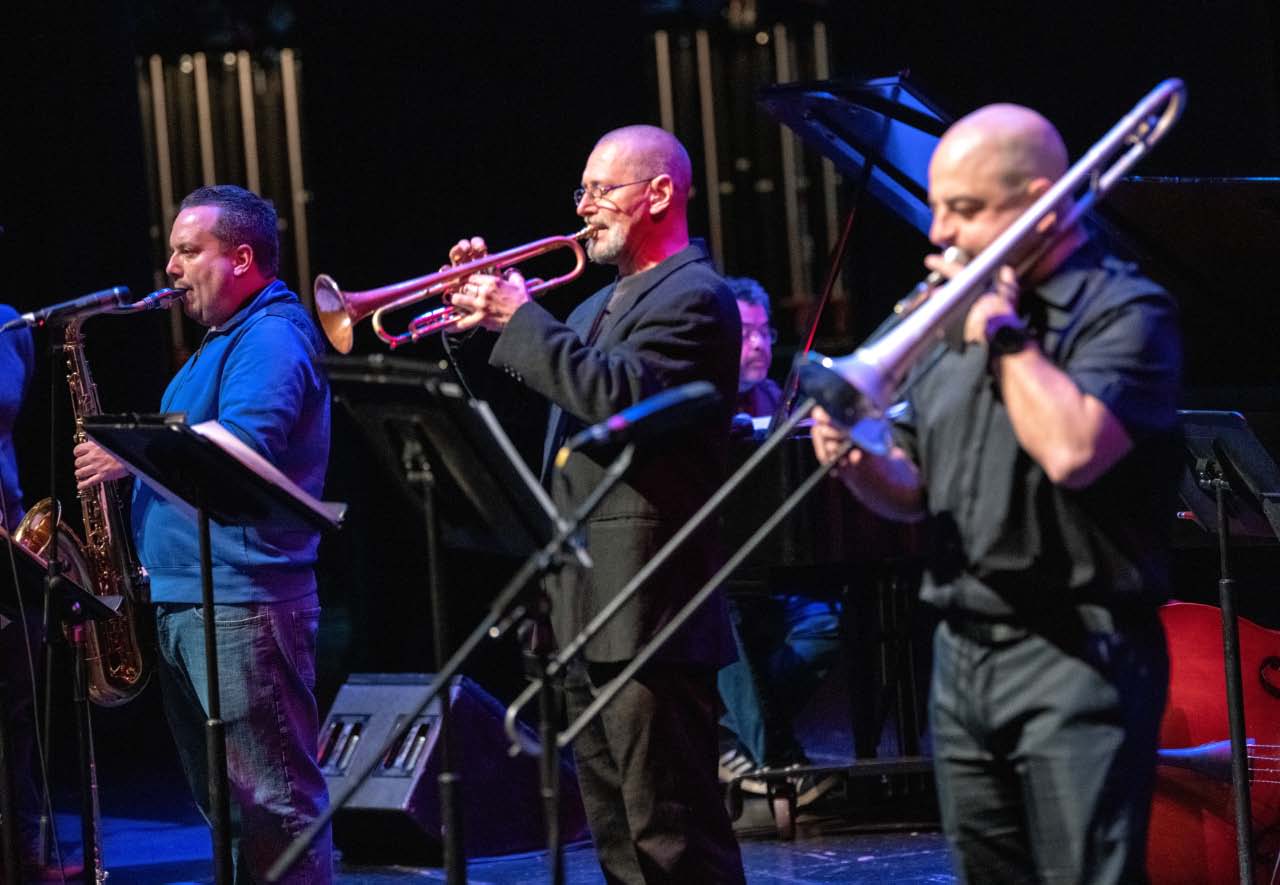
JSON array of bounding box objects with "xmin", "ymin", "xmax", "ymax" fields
[{"xmin": 893, "ymin": 239, "xmax": 1183, "ymax": 618}]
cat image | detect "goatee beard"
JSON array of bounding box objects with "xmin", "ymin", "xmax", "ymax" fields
[{"xmin": 586, "ymin": 227, "xmax": 624, "ymax": 265}]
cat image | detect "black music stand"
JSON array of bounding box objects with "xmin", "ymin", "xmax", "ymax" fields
[
  {"xmin": 1178, "ymin": 410, "xmax": 1280, "ymax": 884},
  {"xmin": 328, "ymin": 358, "xmax": 584, "ymax": 883},
  {"xmin": 269, "ymin": 358, "xmax": 596, "ymax": 885},
  {"xmin": 1, "ymin": 526, "xmax": 116, "ymax": 884},
  {"xmin": 80, "ymin": 414, "xmax": 346, "ymax": 885}
]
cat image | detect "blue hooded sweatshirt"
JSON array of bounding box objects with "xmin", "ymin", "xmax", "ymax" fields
[
  {"xmin": 0, "ymin": 304, "xmax": 35, "ymax": 531},
  {"xmin": 132, "ymin": 280, "xmax": 331, "ymax": 603}
]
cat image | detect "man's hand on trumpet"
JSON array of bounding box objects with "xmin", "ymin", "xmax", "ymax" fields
[{"xmin": 445, "ymin": 235, "xmax": 530, "ymax": 332}]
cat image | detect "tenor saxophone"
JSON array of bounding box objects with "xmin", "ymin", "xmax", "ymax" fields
[{"xmin": 15, "ymin": 316, "xmax": 154, "ymax": 706}]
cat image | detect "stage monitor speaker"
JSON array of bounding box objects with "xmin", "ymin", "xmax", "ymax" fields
[{"xmin": 319, "ymin": 673, "xmax": 587, "ymax": 863}]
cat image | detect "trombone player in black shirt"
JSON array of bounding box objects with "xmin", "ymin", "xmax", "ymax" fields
[{"xmin": 812, "ymin": 102, "xmax": 1181, "ymax": 883}]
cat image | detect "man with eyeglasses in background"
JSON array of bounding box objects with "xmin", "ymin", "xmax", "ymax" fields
[
  {"xmin": 447, "ymin": 125, "xmax": 746, "ymax": 883},
  {"xmin": 717, "ymin": 277, "xmax": 843, "ymax": 808},
  {"xmin": 729, "ymin": 277, "xmax": 783, "ymax": 422}
]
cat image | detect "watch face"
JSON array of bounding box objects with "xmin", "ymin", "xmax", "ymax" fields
[{"xmin": 990, "ymin": 320, "xmax": 1030, "ymax": 355}]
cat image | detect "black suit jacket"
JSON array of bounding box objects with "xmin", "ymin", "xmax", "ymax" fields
[{"xmin": 489, "ymin": 241, "xmax": 739, "ymax": 666}]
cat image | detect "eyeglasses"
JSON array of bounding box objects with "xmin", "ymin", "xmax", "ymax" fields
[
  {"xmin": 573, "ymin": 178, "xmax": 652, "ymax": 207},
  {"xmin": 743, "ymin": 323, "xmax": 777, "ymax": 344}
]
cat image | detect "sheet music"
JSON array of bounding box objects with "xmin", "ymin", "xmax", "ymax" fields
[
  {"xmin": 108, "ymin": 419, "xmax": 345, "ymax": 527},
  {"xmin": 190, "ymin": 421, "xmax": 346, "ymax": 525}
]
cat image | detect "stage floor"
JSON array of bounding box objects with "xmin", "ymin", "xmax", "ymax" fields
[
  {"xmin": 54, "ymin": 804, "xmax": 953, "ymax": 883},
  {"xmin": 39, "ymin": 620, "xmax": 949, "ymax": 882}
]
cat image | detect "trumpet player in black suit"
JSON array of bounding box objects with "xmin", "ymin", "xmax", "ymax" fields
[{"xmin": 446, "ymin": 124, "xmax": 746, "ymax": 884}]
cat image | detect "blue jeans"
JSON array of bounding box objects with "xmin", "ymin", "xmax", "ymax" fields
[
  {"xmin": 718, "ymin": 594, "xmax": 842, "ymax": 767},
  {"xmin": 156, "ymin": 596, "xmax": 332, "ymax": 885}
]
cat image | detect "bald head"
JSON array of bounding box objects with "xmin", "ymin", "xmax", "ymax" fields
[
  {"xmin": 926, "ymin": 103, "xmax": 1081, "ymax": 275},
  {"xmin": 934, "ymin": 104, "xmax": 1068, "ymax": 195},
  {"xmin": 595, "ymin": 125, "xmax": 693, "ymax": 206}
]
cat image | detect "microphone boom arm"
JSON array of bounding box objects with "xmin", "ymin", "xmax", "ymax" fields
[{"xmin": 504, "ymin": 398, "xmax": 835, "ymax": 752}]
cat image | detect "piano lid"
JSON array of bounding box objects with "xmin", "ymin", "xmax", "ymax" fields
[{"xmin": 757, "ymin": 74, "xmax": 951, "ymax": 236}]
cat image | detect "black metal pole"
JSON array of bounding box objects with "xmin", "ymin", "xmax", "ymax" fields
[
  {"xmin": 557, "ymin": 428, "xmax": 850, "ymax": 748},
  {"xmin": 546, "ymin": 401, "xmax": 815, "ymax": 677},
  {"xmin": 410, "ymin": 455, "xmax": 464, "ymax": 884},
  {"xmin": 1214, "ymin": 479, "xmax": 1255, "ymax": 884},
  {"xmin": 198, "ymin": 507, "xmax": 234, "ymax": 885},
  {"xmin": 68, "ymin": 622, "xmax": 102, "ymax": 881},
  {"xmin": 0, "ymin": 672, "xmax": 20, "ymax": 885},
  {"xmin": 37, "ymin": 584, "xmax": 56, "ymax": 868},
  {"xmin": 537, "ymin": 650, "xmax": 564, "ymax": 885},
  {"xmin": 265, "ymin": 446, "xmax": 635, "ymax": 884}
]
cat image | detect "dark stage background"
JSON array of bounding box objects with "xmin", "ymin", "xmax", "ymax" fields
[{"xmin": 2, "ymin": 0, "xmax": 1279, "ymax": 797}]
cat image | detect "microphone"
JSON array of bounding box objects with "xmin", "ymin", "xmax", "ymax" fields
[
  {"xmin": 555, "ymin": 381, "xmax": 721, "ymax": 468},
  {"xmin": 1, "ymin": 286, "xmax": 132, "ymax": 331}
]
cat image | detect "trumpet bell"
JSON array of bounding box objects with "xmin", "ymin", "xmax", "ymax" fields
[{"xmin": 314, "ymin": 274, "xmax": 354, "ymax": 355}]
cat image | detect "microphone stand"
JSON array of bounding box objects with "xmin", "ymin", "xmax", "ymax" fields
[
  {"xmin": 558, "ymin": 431, "xmax": 854, "ymax": 749},
  {"xmin": 42, "ymin": 325, "xmax": 104, "ymax": 882},
  {"xmin": 0, "ymin": 639, "xmax": 17, "ymax": 885},
  {"xmin": 401, "ymin": 439, "xmax": 463, "ymax": 884},
  {"xmin": 504, "ymin": 400, "xmax": 856, "ymax": 878},
  {"xmin": 265, "ymin": 444, "xmax": 636, "ymax": 884},
  {"xmin": 516, "ymin": 399, "xmax": 816, "ymax": 690}
]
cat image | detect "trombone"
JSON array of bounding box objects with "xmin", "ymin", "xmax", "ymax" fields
[
  {"xmin": 314, "ymin": 226, "xmax": 594, "ymax": 353},
  {"xmin": 503, "ymin": 78, "xmax": 1187, "ymax": 754},
  {"xmin": 800, "ymin": 78, "xmax": 1186, "ymax": 432}
]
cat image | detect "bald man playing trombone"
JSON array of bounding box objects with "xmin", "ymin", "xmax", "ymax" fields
[
  {"xmin": 447, "ymin": 125, "xmax": 746, "ymax": 884},
  {"xmin": 812, "ymin": 104, "xmax": 1181, "ymax": 883}
]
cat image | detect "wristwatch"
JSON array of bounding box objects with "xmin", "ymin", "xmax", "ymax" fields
[{"xmin": 987, "ymin": 314, "xmax": 1031, "ymax": 356}]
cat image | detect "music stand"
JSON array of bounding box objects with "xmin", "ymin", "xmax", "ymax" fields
[
  {"xmin": 327, "ymin": 358, "xmax": 585, "ymax": 883},
  {"xmin": 80, "ymin": 413, "xmax": 346, "ymax": 885},
  {"xmin": 0, "ymin": 527, "xmax": 106, "ymax": 622},
  {"xmin": 327, "ymin": 356, "xmax": 576, "ymax": 559},
  {"xmin": 268, "ymin": 360, "xmax": 613, "ymax": 885},
  {"xmin": 0, "ymin": 527, "xmax": 113, "ymax": 885},
  {"xmin": 1179, "ymin": 410, "xmax": 1280, "ymax": 884}
]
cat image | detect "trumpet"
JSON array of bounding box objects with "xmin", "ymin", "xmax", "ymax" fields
[{"xmin": 315, "ymin": 227, "xmax": 594, "ymax": 353}]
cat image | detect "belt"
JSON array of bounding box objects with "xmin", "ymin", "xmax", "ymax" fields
[
  {"xmin": 944, "ymin": 604, "xmax": 1155, "ymax": 646},
  {"xmin": 944, "ymin": 616, "xmax": 1029, "ymax": 645}
]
